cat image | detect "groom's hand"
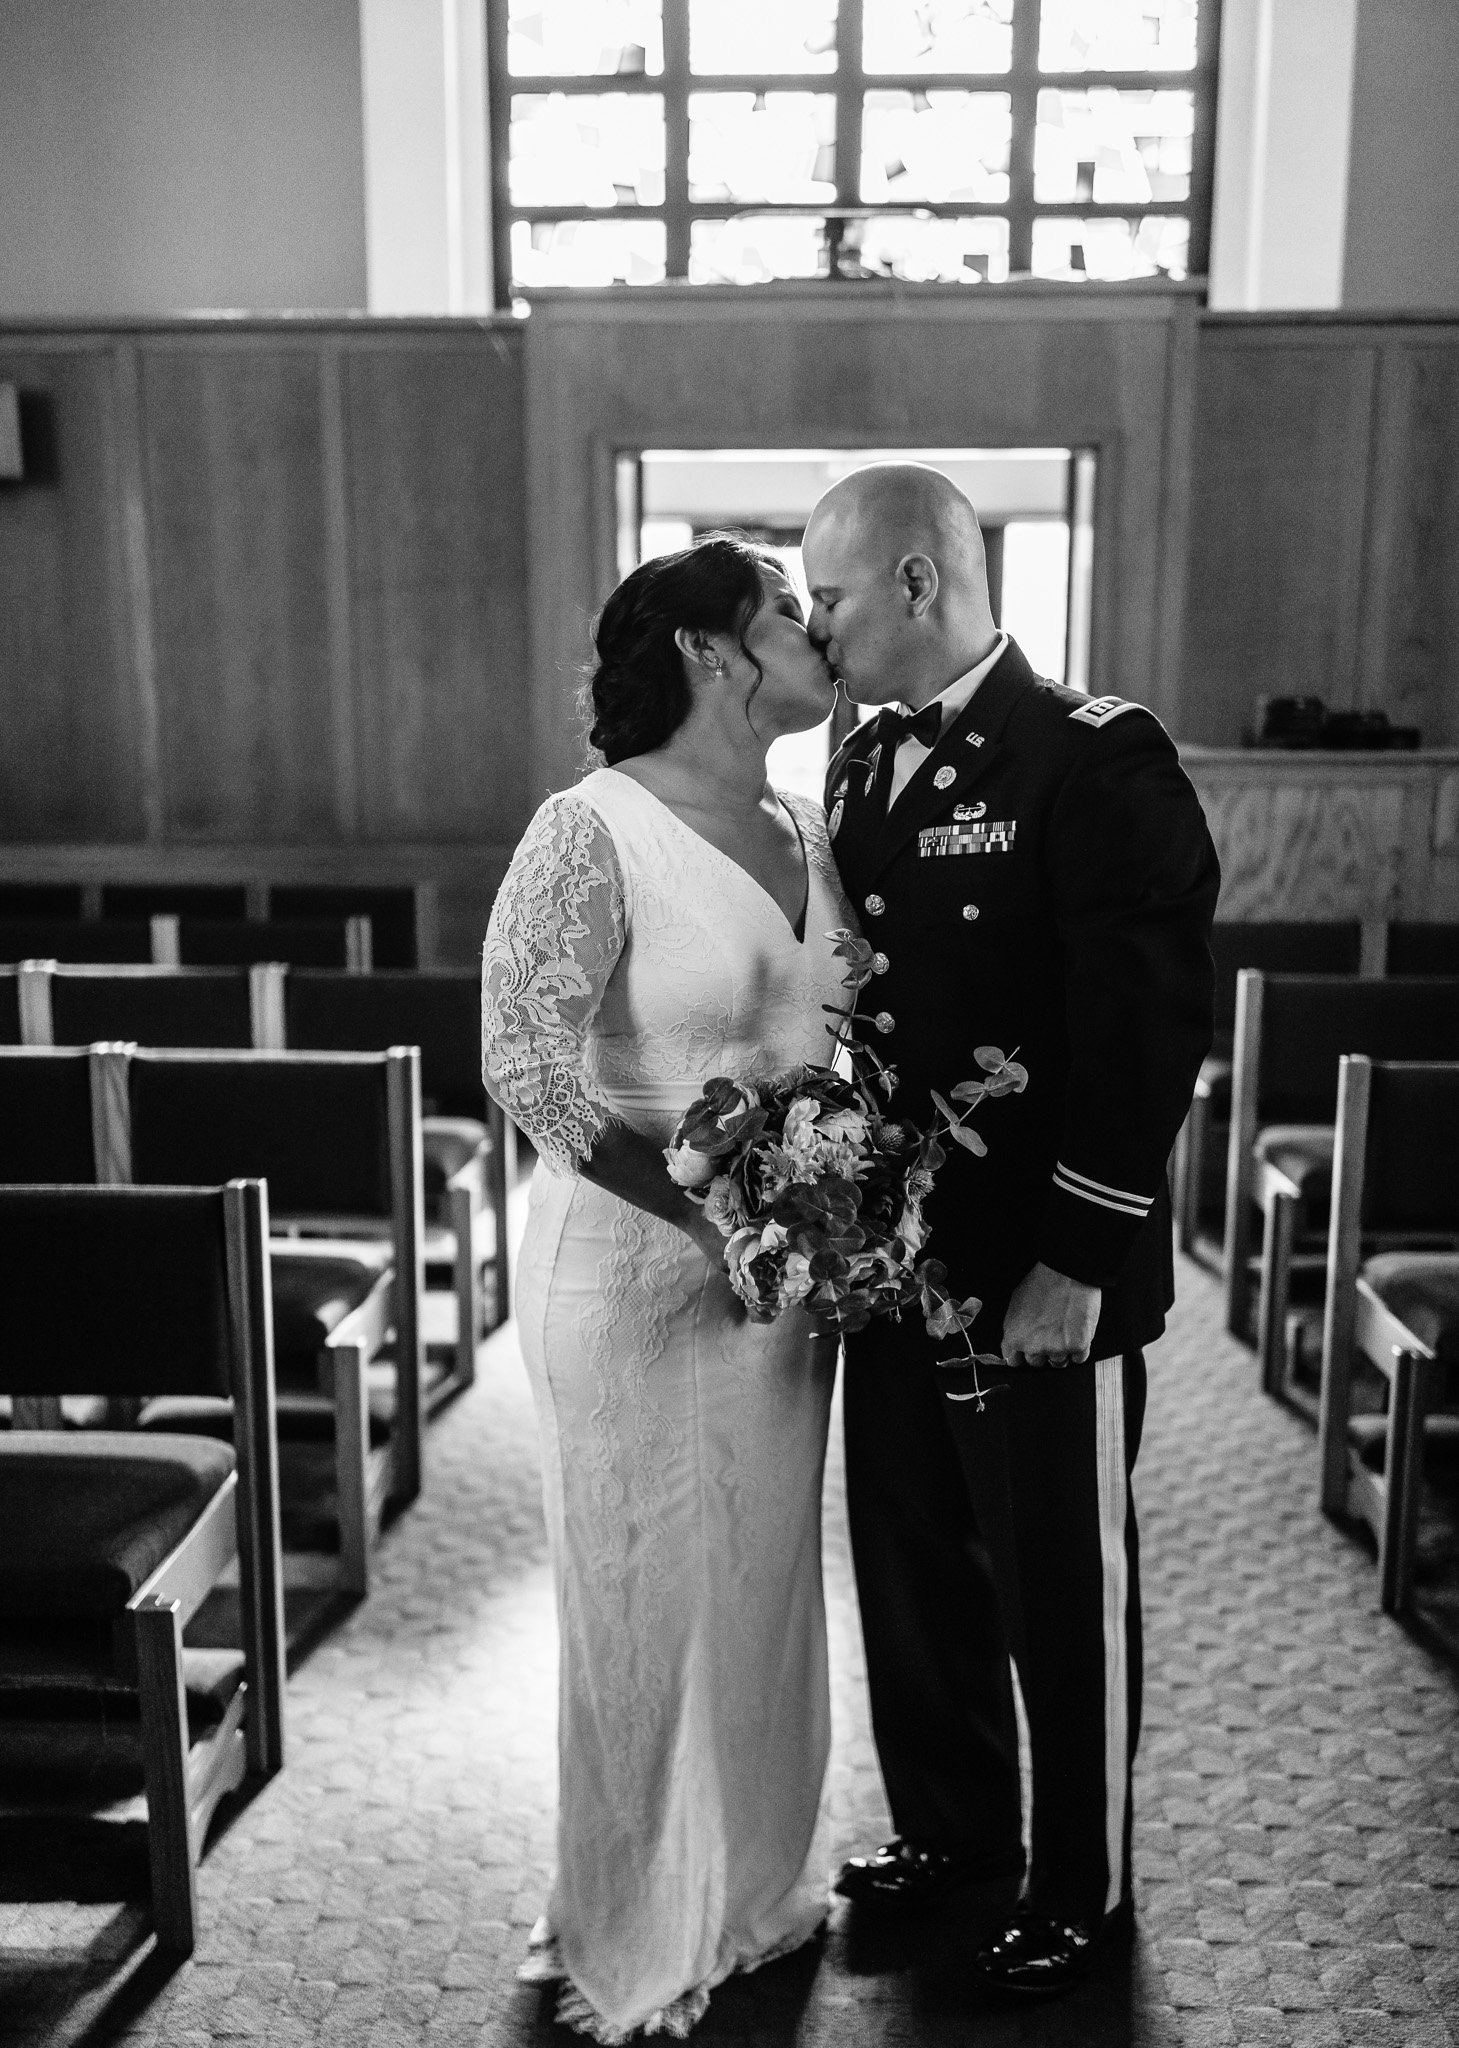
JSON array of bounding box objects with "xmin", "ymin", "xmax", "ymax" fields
[{"xmin": 1001, "ymin": 1262, "xmax": 1101, "ymax": 1369}]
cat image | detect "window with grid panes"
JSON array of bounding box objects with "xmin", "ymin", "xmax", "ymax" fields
[{"xmin": 487, "ymin": 0, "xmax": 1218, "ymax": 296}]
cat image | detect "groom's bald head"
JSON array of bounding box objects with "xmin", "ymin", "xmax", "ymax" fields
[
  {"xmin": 802, "ymin": 463, "xmax": 998, "ymax": 709},
  {"xmin": 806, "ymin": 462, "xmax": 987, "ymax": 590}
]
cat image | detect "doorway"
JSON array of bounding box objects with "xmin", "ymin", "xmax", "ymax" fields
[{"xmin": 617, "ymin": 447, "xmax": 1097, "ymax": 800}]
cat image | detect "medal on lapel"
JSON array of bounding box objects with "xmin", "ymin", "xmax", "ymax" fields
[
  {"xmin": 828, "ymin": 800, "xmax": 844, "ymax": 839},
  {"xmin": 933, "ymin": 766, "xmax": 956, "ymax": 790}
]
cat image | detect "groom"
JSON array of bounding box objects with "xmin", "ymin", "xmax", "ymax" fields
[{"xmin": 804, "ymin": 464, "xmax": 1218, "ymax": 1996}]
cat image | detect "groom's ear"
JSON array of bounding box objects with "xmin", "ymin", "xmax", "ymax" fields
[{"xmin": 896, "ymin": 553, "xmax": 939, "ymax": 617}]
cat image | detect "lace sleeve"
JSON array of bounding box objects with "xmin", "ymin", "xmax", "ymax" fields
[{"xmin": 482, "ymin": 795, "xmax": 626, "ymax": 1178}]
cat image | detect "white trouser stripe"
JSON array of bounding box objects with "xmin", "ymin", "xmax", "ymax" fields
[{"xmin": 1094, "ymin": 1356, "xmax": 1129, "ymax": 1918}]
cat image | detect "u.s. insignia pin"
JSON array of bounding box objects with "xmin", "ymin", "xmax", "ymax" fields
[
  {"xmin": 933, "ymin": 765, "xmax": 956, "ymax": 790},
  {"xmin": 954, "ymin": 801, "xmax": 986, "ymax": 822},
  {"xmin": 828, "ymin": 799, "xmax": 844, "ymax": 839}
]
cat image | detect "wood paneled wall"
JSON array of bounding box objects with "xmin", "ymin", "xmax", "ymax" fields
[
  {"xmin": 2, "ymin": 299, "xmax": 1457, "ymax": 959},
  {"xmin": 0, "ymin": 321, "xmax": 527, "ymax": 962},
  {"xmin": 1180, "ymin": 316, "xmax": 1459, "ymax": 748}
]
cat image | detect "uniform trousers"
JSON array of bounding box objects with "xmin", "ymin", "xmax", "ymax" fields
[{"xmin": 844, "ymin": 1337, "xmax": 1146, "ymax": 1925}]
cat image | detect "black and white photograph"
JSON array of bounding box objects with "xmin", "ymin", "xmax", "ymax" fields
[{"xmin": 1, "ymin": 2, "xmax": 1458, "ymax": 2044}]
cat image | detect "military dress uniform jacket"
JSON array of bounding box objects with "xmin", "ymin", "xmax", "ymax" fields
[{"xmin": 825, "ymin": 637, "xmax": 1220, "ymax": 1360}]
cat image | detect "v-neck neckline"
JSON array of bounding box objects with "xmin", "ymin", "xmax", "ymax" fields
[{"xmin": 603, "ymin": 767, "xmax": 810, "ymax": 947}]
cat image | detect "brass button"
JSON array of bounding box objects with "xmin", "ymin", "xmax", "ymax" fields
[
  {"xmin": 864, "ymin": 894, "xmax": 885, "ymax": 916},
  {"xmin": 874, "ymin": 1011, "xmax": 895, "ymax": 1034},
  {"xmin": 962, "ymin": 904, "xmax": 980, "ymax": 921},
  {"xmin": 871, "ymin": 952, "xmax": 890, "ymax": 974}
]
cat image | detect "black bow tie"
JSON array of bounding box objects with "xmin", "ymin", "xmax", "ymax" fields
[{"xmin": 881, "ymin": 702, "xmax": 942, "ymax": 751}]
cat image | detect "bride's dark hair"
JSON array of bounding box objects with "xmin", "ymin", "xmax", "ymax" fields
[{"xmin": 585, "ymin": 532, "xmax": 773, "ymax": 765}]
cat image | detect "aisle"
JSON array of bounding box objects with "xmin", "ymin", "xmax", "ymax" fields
[{"xmin": 3, "ymin": 1254, "xmax": 1457, "ymax": 2047}]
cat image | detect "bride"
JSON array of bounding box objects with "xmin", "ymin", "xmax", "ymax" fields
[{"xmin": 481, "ymin": 535, "xmax": 857, "ymax": 2041}]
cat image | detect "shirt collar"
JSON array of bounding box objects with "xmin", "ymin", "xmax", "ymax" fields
[{"xmin": 900, "ymin": 631, "xmax": 1009, "ymax": 728}]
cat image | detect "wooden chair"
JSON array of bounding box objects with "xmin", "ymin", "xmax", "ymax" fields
[
  {"xmin": 0, "ymin": 918, "xmax": 153, "ymax": 965},
  {"xmin": 1386, "ymin": 923, "xmax": 1459, "ymax": 976},
  {"xmin": 281, "ymin": 969, "xmax": 513, "ymax": 1393},
  {"xmin": 1317, "ymin": 1058, "xmax": 1459, "ymax": 1612},
  {"xmin": 0, "ymin": 965, "xmax": 20, "ymax": 1045},
  {"xmin": 271, "ymin": 886, "xmax": 419, "ymax": 969},
  {"xmin": 0, "ymin": 1181, "xmax": 286, "ymax": 1954},
  {"xmin": 19, "ymin": 961, "xmax": 274, "ymax": 1051},
  {"xmin": 1174, "ymin": 921, "xmax": 1362, "ymax": 1254},
  {"xmin": 1223, "ymin": 974, "xmax": 1459, "ymax": 1380},
  {"xmin": 163, "ymin": 917, "xmax": 372, "ymax": 971},
  {"xmin": 102, "ymin": 885, "xmax": 249, "ymax": 921},
  {"xmin": 0, "ymin": 1046, "xmax": 109, "ymax": 1428},
  {"xmin": 122, "ymin": 1047, "xmax": 424, "ymax": 1593},
  {"xmin": 0, "ymin": 883, "xmax": 83, "ymax": 918}
]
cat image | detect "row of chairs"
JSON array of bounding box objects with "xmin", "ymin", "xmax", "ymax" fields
[
  {"xmin": 1174, "ymin": 919, "xmax": 1459, "ymax": 1254},
  {"xmin": 0, "ymin": 914, "xmax": 374, "ymax": 969},
  {"xmin": 0, "ymin": 881, "xmax": 418, "ymax": 965},
  {"xmin": 1, "ymin": 960, "xmax": 510, "ymax": 1374},
  {"xmin": 1218, "ymin": 975, "xmax": 1459, "ymax": 1374},
  {"xmin": 1188, "ymin": 960, "xmax": 1459, "ymax": 1613},
  {"xmin": 1314, "ymin": 1059, "xmax": 1459, "ymax": 1613},
  {"xmin": 2, "ymin": 1043, "xmax": 424, "ymax": 1592},
  {"xmin": 1, "ymin": 1180, "xmax": 287, "ymax": 1955}
]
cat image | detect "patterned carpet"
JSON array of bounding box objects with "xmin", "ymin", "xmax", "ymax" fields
[{"xmin": 2, "ymin": 1249, "xmax": 1457, "ymax": 2048}]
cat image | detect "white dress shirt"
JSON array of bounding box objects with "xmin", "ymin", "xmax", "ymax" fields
[{"xmin": 887, "ymin": 631, "xmax": 1009, "ymax": 808}]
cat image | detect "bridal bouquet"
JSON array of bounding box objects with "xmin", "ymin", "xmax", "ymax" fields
[{"xmin": 664, "ymin": 930, "xmax": 1027, "ymax": 1403}]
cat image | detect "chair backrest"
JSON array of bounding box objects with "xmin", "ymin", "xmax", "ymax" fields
[
  {"xmin": 1211, "ymin": 922, "xmax": 1363, "ymax": 1035},
  {"xmin": 45, "ymin": 965, "xmax": 260, "ymax": 1051},
  {"xmin": 271, "ymin": 887, "xmax": 417, "ymax": 969},
  {"xmin": 0, "ymin": 1182, "xmax": 263, "ymax": 1399},
  {"xmin": 0, "ymin": 1048, "xmax": 99, "ymax": 1181},
  {"xmin": 174, "ymin": 917, "xmax": 371, "ymax": 970},
  {"xmin": 1386, "ymin": 923, "xmax": 1459, "ymax": 977},
  {"xmin": 0, "ymin": 968, "xmax": 19, "ymax": 1045},
  {"xmin": 283, "ymin": 970, "xmax": 480, "ymax": 1116},
  {"xmin": 127, "ymin": 1048, "xmax": 409, "ymax": 1220},
  {"xmin": 0, "ymin": 920, "xmax": 152, "ymax": 964},
  {"xmin": 102, "ymin": 883, "xmax": 249, "ymax": 921},
  {"xmin": 1244, "ymin": 974, "xmax": 1459, "ymax": 1123},
  {"xmin": 0, "ymin": 885, "xmax": 83, "ymax": 919},
  {"xmin": 1356, "ymin": 1060, "xmax": 1459, "ymax": 1234}
]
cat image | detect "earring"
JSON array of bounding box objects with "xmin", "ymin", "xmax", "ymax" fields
[{"xmin": 704, "ymin": 656, "xmax": 724, "ymax": 675}]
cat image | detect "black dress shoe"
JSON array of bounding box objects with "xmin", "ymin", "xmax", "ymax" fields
[
  {"xmin": 834, "ymin": 1837, "xmax": 1025, "ymax": 1912},
  {"xmin": 975, "ymin": 1897, "xmax": 1133, "ymax": 1997}
]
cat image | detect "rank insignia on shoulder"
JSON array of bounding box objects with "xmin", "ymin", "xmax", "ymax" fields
[
  {"xmin": 828, "ymin": 799, "xmax": 844, "ymax": 839},
  {"xmin": 953, "ymin": 801, "xmax": 986, "ymax": 823},
  {"xmin": 1068, "ymin": 695, "xmax": 1148, "ymax": 728}
]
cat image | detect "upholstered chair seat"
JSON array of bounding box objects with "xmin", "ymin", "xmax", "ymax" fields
[
  {"xmin": 1360, "ymin": 1251, "xmax": 1459, "ymax": 1366},
  {"xmin": 0, "ymin": 1434, "xmax": 235, "ymax": 1619},
  {"xmin": 1254, "ymin": 1124, "xmax": 1336, "ymax": 1214},
  {"xmin": 140, "ymin": 1240, "xmax": 393, "ymax": 1446},
  {"xmin": 1194, "ymin": 1050, "xmax": 1233, "ymax": 1118},
  {"xmin": 421, "ymin": 1116, "xmax": 488, "ymax": 1211},
  {"xmin": 267, "ymin": 1242, "xmax": 391, "ymax": 1371}
]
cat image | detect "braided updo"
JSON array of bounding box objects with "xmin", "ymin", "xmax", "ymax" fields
[{"xmin": 585, "ymin": 533, "xmax": 772, "ymax": 765}]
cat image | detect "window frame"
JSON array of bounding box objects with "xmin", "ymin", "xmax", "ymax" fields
[{"xmin": 486, "ymin": 0, "xmax": 1222, "ymax": 301}]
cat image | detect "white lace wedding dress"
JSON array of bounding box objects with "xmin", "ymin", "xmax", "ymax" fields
[{"xmin": 481, "ymin": 766, "xmax": 857, "ymax": 2043}]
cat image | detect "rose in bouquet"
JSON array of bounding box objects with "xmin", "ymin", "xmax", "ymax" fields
[{"xmin": 664, "ymin": 930, "xmax": 1028, "ymax": 1408}]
